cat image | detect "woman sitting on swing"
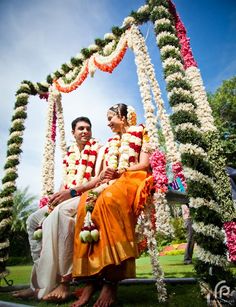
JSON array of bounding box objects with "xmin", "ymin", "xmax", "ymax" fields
[{"xmin": 72, "ymin": 103, "xmax": 153, "ymax": 307}]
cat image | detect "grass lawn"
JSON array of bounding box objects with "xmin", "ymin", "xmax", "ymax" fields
[{"xmin": 0, "ymin": 255, "xmax": 208, "ymax": 306}]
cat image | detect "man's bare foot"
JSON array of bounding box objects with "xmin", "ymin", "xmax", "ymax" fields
[
  {"xmin": 12, "ymin": 288, "xmax": 34, "ymax": 299},
  {"xmin": 43, "ymin": 283, "xmax": 70, "ymax": 302},
  {"xmin": 71, "ymin": 282, "xmax": 96, "ymax": 307},
  {"xmin": 93, "ymin": 283, "xmax": 117, "ymax": 307}
]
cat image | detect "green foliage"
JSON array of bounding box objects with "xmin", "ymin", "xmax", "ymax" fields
[
  {"xmin": 157, "ymin": 35, "xmax": 180, "ymax": 49},
  {"xmin": 11, "ymin": 187, "xmax": 37, "ymax": 232},
  {"xmin": 163, "ymin": 64, "xmax": 184, "ymax": 79},
  {"xmin": 208, "ymin": 76, "xmax": 236, "ymax": 168},
  {"xmin": 46, "ymin": 74, "xmax": 53, "ymax": 84},
  {"xmin": 194, "ymin": 259, "xmax": 235, "ymax": 288},
  {"xmin": 167, "ymin": 79, "xmax": 191, "ymax": 92},
  {"xmin": 12, "ymin": 110, "xmax": 27, "ymax": 121},
  {"xmin": 130, "ymin": 10, "xmax": 150, "ymax": 24},
  {"xmin": 150, "ymin": 7, "xmax": 171, "ymax": 23},
  {"xmin": 187, "ymin": 180, "xmax": 216, "ymax": 201},
  {"xmin": 155, "ymin": 22, "xmax": 175, "ymax": 35},
  {"xmin": 7, "ymin": 135, "xmax": 23, "ymax": 146},
  {"xmin": 61, "ymin": 63, "xmax": 71, "ymax": 73},
  {"xmin": 181, "ymin": 152, "xmax": 211, "ymax": 176},
  {"xmin": 160, "ymin": 48, "xmax": 182, "ymax": 62},
  {"xmin": 175, "ymin": 129, "xmax": 208, "ymax": 150},
  {"xmin": 2, "ymin": 172, "xmax": 18, "ymax": 184},
  {"xmin": 6, "ymin": 256, "xmax": 32, "ymax": 266},
  {"xmin": 9, "ymin": 122, "xmax": 25, "ymax": 133},
  {"xmin": 81, "ymin": 47, "xmax": 95, "ymax": 59},
  {"xmin": 191, "ymin": 207, "xmax": 222, "ymax": 226},
  {"xmin": 194, "ymin": 233, "xmax": 226, "ymax": 256},
  {"xmin": 4, "ymin": 158, "xmax": 20, "ymax": 169},
  {"xmin": 70, "ymin": 57, "xmax": 83, "ymax": 66},
  {"xmin": 170, "ymin": 110, "xmax": 200, "ymax": 127},
  {"xmin": 111, "ymin": 26, "xmax": 123, "ymax": 37},
  {"xmin": 171, "ymin": 217, "xmax": 186, "ymax": 241},
  {"xmin": 54, "ymin": 70, "xmax": 63, "ymax": 78},
  {"xmin": 169, "ymin": 92, "xmax": 195, "ymax": 107}
]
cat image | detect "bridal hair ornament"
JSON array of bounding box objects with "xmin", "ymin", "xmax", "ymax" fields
[{"xmin": 127, "ymin": 105, "xmax": 137, "ymax": 126}]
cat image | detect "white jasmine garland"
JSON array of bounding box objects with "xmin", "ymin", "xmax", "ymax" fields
[
  {"xmin": 192, "ymin": 221, "xmax": 225, "ymax": 240},
  {"xmin": 172, "ymin": 103, "xmax": 195, "ymax": 113},
  {"xmin": 162, "ymin": 57, "xmax": 184, "ymax": 70},
  {"xmin": 128, "ymin": 27, "xmax": 159, "ymax": 151},
  {"xmin": 153, "ymin": 192, "xmax": 174, "ymax": 236},
  {"xmin": 75, "ymin": 53, "xmax": 85, "ymax": 60},
  {"xmin": 2, "ymin": 181, "xmax": 15, "ymax": 189},
  {"xmin": 189, "ymin": 197, "xmax": 220, "ymax": 213},
  {"xmin": 129, "ymin": 25, "xmax": 180, "ymax": 163},
  {"xmin": 0, "ymin": 196, "xmax": 14, "ymax": 205},
  {"xmin": 104, "ymin": 33, "xmax": 116, "ymax": 40},
  {"xmin": 183, "ymin": 166, "xmax": 214, "ymax": 186},
  {"xmin": 55, "ymin": 60, "xmax": 88, "ymax": 89},
  {"xmin": 0, "ymin": 240, "xmax": 9, "ymax": 249},
  {"xmin": 197, "ymin": 246, "xmax": 228, "ymax": 267},
  {"xmin": 0, "ymin": 255, "xmax": 10, "ymax": 262},
  {"xmin": 122, "ymin": 16, "xmax": 135, "ymax": 27},
  {"xmin": 178, "ymin": 143, "xmax": 208, "ymax": 158},
  {"xmin": 94, "ymin": 34, "xmax": 127, "ymax": 65},
  {"xmin": 88, "ymin": 54, "xmax": 97, "ymax": 77},
  {"xmin": 168, "ymin": 87, "xmax": 192, "ymax": 100},
  {"xmin": 154, "ymin": 5, "xmax": 169, "ymax": 15},
  {"xmin": 6, "ymin": 155, "xmax": 20, "ymax": 162},
  {"xmin": 137, "ymin": 4, "xmax": 149, "ymax": 14},
  {"xmin": 88, "ymin": 44, "xmax": 99, "ymax": 51},
  {"xmin": 16, "ymin": 93, "xmax": 29, "ymax": 99},
  {"xmin": 19, "ymin": 84, "xmax": 31, "ymax": 91},
  {"xmin": 12, "ymin": 118, "xmax": 25, "ymax": 126},
  {"xmin": 160, "ymin": 45, "xmax": 181, "ymax": 56},
  {"xmin": 41, "ymin": 86, "xmax": 58, "ymax": 195},
  {"xmin": 103, "ymin": 40, "xmax": 116, "ymax": 56},
  {"xmin": 9, "ymin": 131, "xmax": 24, "ymax": 139},
  {"xmin": 157, "ymin": 31, "xmax": 177, "ymax": 44},
  {"xmin": 185, "ymin": 67, "xmax": 217, "ymax": 132},
  {"xmin": 55, "ymin": 91, "xmax": 67, "ymax": 158},
  {"xmin": 154, "ymin": 18, "xmax": 171, "ymax": 27},
  {"xmin": 175, "ymin": 122, "xmax": 202, "ymax": 134},
  {"xmin": 142, "ymin": 203, "xmax": 167, "ymax": 302}
]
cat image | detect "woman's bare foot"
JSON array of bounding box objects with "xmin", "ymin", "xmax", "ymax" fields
[
  {"xmin": 43, "ymin": 283, "xmax": 70, "ymax": 301},
  {"xmin": 93, "ymin": 283, "xmax": 117, "ymax": 307},
  {"xmin": 71, "ymin": 282, "xmax": 96, "ymax": 307},
  {"xmin": 12, "ymin": 288, "xmax": 35, "ymax": 299}
]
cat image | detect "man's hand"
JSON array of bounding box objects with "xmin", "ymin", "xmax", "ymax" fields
[
  {"xmin": 99, "ymin": 167, "xmax": 116, "ymax": 183},
  {"xmin": 48, "ymin": 190, "xmax": 72, "ymax": 209}
]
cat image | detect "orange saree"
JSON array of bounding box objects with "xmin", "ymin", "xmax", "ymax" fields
[{"xmin": 73, "ymin": 170, "xmax": 153, "ymax": 281}]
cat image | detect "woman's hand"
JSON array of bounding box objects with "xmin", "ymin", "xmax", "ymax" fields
[{"xmin": 99, "ymin": 167, "xmax": 116, "ymax": 183}]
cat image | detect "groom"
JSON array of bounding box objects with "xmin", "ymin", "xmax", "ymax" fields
[{"xmin": 13, "ymin": 116, "xmax": 106, "ymax": 301}]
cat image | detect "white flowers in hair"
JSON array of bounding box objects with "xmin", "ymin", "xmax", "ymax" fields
[{"xmin": 127, "ymin": 105, "xmax": 137, "ymax": 126}]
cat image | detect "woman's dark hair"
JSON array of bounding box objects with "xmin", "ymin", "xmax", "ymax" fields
[
  {"xmin": 71, "ymin": 117, "xmax": 92, "ymax": 131},
  {"xmin": 108, "ymin": 103, "xmax": 128, "ymax": 119}
]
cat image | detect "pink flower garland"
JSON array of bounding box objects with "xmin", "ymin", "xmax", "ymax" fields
[
  {"xmin": 51, "ymin": 102, "xmax": 57, "ymax": 142},
  {"xmin": 172, "ymin": 161, "xmax": 187, "ymax": 189},
  {"xmin": 150, "ymin": 149, "xmax": 168, "ymax": 192},
  {"xmin": 224, "ymin": 221, "xmax": 236, "ymax": 262},
  {"xmin": 168, "ymin": 0, "xmax": 198, "ymax": 69}
]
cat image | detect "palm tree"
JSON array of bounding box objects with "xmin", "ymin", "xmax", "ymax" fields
[{"xmin": 11, "ymin": 187, "xmax": 38, "ymax": 232}]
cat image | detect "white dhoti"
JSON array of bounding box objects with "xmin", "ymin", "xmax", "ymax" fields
[{"xmin": 31, "ymin": 197, "xmax": 79, "ymax": 299}]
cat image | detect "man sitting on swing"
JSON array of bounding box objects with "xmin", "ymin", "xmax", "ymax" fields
[{"xmin": 12, "ymin": 116, "xmax": 111, "ymax": 301}]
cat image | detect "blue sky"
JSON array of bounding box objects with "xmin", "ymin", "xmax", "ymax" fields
[{"xmin": 0, "ymin": 0, "xmax": 235, "ymax": 199}]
